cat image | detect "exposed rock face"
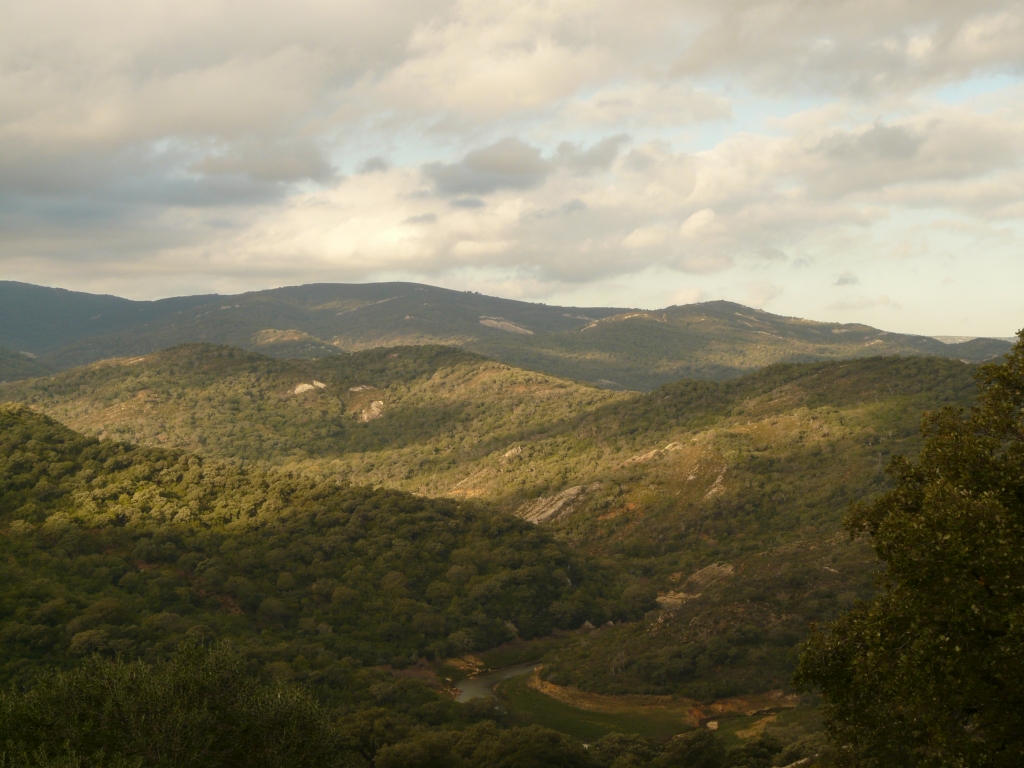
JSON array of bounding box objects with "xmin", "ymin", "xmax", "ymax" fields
[
  {"xmin": 359, "ymin": 400, "xmax": 384, "ymax": 422},
  {"xmin": 515, "ymin": 483, "xmax": 599, "ymax": 524},
  {"xmin": 292, "ymin": 381, "xmax": 326, "ymax": 394},
  {"xmin": 656, "ymin": 562, "xmax": 735, "ymax": 608},
  {"xmin": 686, "ymin": 562, "xmax": 734, "ymax": 589},
  {"xmin": 479, "ymin": 317, "xmax": 533, "ymax": 335}
]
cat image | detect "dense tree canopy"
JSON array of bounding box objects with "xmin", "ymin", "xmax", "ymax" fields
[
  {"xmin": 0, "ymin": 404, "xmax": 646, "ymax": 692},
  {"xmin": 1, "ymin": 641, "xmax": 343, "ymax": 768},
  {"xmin": 797, "ymin": 332, "xmax": 1024, "ymax": 767},
  {"xmin": 1, "ymin": 341, "xmax": 1004, "ymax": 762}
]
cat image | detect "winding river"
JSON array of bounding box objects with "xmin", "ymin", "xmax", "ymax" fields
[{"xmin": 455, "ymin": 662, "xmax": 541, "ymax": 703}]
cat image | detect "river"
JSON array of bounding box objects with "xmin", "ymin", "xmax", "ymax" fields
[{"xmin": 454, "ymin": 662, "xmax": 541, "ymax": 703}]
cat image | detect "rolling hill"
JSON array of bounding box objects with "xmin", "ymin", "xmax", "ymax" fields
[
  {"xmin": 0, "ymin": 345, "xmax": 54, "ymax": 383},
  {"xmin": 0, "ymin": 403, "xmax": 640, "ymax": 688},
  {"xmin": 0, "ymin": 342, "xmax": 986, "ymax": 706},
  {"xmin": 1, "ymin": 280, "xmax": 1012, "ymax": 390}
]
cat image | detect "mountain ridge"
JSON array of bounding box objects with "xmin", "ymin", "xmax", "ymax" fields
[{"xmin": 1, "ymin": 280, "xmax": 1012, "ymax": 389}]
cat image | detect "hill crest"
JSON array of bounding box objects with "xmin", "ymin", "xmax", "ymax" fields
[{"xmin": 0, "ymin": 280, "xmax": 1011, "ymax": 389}]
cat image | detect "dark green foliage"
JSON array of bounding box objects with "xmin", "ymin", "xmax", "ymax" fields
[
  {"xmin": 0, "ymin": 343, "xmax": 485, "ymax": 460},
  {"xmin": 796, "ymin": 332, "xmax": 1024, "ymax": 767},
  {"xmin": 2, "ymin": 280, "xmax": 1009, "ymax": 390},
  {"xmin": 0, "ymin": 347, "xmax": 53, "ymax": 384},
  {"xmin": 0, "ymin": 746, "xmax": 141, "ymax": 768},
  {"xmin": 0, "ymin": 639, "xmax": 796, "ymax": 768},
  {"xmin": 722, "ymin": 734, "xmax": 783, "ymax": 767},
  {"xmin": 0, "ymin": 405, "xmax": 641, "ymax": 691},
  {"xmin": 1, "ymin": 331, "xmax": 1005, "ymax": 762},
  {"xmin": 589, "ymin": 733, "xmax": 659, "ymax": 767},
  {"xmin": 2, "ymin": 351, "xmax": 984, "ymax": 705},
  {"xmin": 373, "ymin": 722, "xmax": 608, "ymax": 768},
  {"xmin": 652, "ymin": 730, "xmax": 728, "ymax": 768},
  {"xmin": 0, "ymin": 281, "xmax": 213, "ymax": 357},
  {"xmin": 0, "ymin": 641, "xmax": 343, "ymax": 768},
  {"xmin": 539, "ymin": 531, "xmax": 880, "ymax": 699}
]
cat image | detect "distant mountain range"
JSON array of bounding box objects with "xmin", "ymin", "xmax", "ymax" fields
[{"xmin": 0, "ymin": 280, "xmax": 1013, "ymax": 389}]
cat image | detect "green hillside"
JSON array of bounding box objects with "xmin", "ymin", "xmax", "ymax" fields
[
  {"xmin": 2, "ymin": 336, "xmax": 1005, "ymax": 767},
  {"xmin": 514, "ymin": 356, "xmax": 980, "ymax": 699},
  {"xmin": 1, "ymin": 345, "xmax": 982, "ymax": 710},
  {"xmin": 0, "ymin": 345, "xmax": 53, "ymax": 383},
  {"xmin": 2, "ymin": 280, "xmax": 1011, "ymax": 390},
  {"xmin": 0, "ymin": 404, "xmax": 643, "ymax": 690},
  {"xmin": 5, "ymin": 405, "xmax": 749, "ymax": 767},
  {"xmin": 0, "ymin": 344, "xmax": 630, "ymax": 500}
]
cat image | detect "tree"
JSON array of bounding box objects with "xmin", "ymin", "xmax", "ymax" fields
[
  {"xmin": 0, "ymin": 641, "xmax": 346, "ymax": 768},
  {"xmin": 653, "ymin": 729, "xmax": 726, "ymax": 768},
  {"xmin": 796, "ymin": 332, "xmax": 1024, "ymax": 767}
]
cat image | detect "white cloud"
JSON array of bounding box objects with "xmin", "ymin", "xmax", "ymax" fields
[
  {"xmin": 671, "ymin": 287, "xmax": 705, "ymax": 305},
  {"xmin": 1, "ymin": 0, "xmax": 1023, "ymax": 335},
  {"xmin": 827, "ymin": 294, "xmax": 901, "ymax": 311},
  {"xmin": 623, "ymin": 227, "xmax": 669, "ymax": 250},
  {"xmin": 744, "ymin": 281, "xmax": 784, "ymax": 308},
  {"xmin": 679, "ymin": 209, "xmax": 721, "ymax": 239}
]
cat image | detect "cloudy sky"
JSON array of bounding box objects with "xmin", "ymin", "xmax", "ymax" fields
[{"xmin": 2, "ymin": 0, "xmax": 1023, "ymax": 335}]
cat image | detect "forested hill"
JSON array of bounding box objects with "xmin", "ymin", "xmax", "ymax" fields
[
  {"xmin": 0, "ymin": 345, "xmax": 53, "ymax": 383},
  {"xmin": 1, "ymin": 280, "xmax": 1011, "ymax": 389},
  {"xmin": 0, "ymin": 343, "xmax": 981, "ymax": 511},
  {"xmin": 0, "ymin": 343, "xmax": 629, "ymax": 475},
  {"xmin": 1, "ymin": 344, "xmax": 983, "ymax": 706},
  {"xmin": 0, "ymin": 343, "xmax": 996, "ymax": 762},
  {"xmin": 0, "ymin": 404, "xmax": 643, "ymax": 691}
]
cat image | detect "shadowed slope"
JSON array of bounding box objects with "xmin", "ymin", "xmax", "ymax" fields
[{"xmin": 2, "ymin": 281, "xmax": 1010, "ymax": 390}]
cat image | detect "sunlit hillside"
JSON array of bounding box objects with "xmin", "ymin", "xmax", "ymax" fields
[{"xmin": 1, "ymin": 344, "xmax": 980, "ymax": 707}]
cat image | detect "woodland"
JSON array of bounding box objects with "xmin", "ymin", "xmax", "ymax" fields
[{"xmin": 1, "ymin": 314, "xmax": 1021, "ymax": 767}]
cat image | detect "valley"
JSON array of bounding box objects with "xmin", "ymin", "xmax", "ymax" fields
[{"xmin": 1, "ymin": 281, "xmax": 1013, "ymax": 766}]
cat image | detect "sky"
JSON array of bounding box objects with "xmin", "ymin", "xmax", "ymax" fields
[{"xmin": 1, "ymin": 1, "xmax": 1023, "ymax": 336}]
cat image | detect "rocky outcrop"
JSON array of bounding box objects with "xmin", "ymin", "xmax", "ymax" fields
[{"xmin": 515, "ymin": 483, "xmax": 599, "ymax": 524}]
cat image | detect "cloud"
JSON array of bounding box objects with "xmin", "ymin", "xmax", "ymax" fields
[
  {"xmin": 564, "ymin": 82, "xmax": 731, "ymax": 127},
  {"xmin": 671, "ymin": 287, "xmax": 705, "ymax": 305},
  {"xmin": 359, "ymin": 157, "xmax": 391, "ymax": 174},
  {"xmin": 0, "ymin": 0, "xmax": 1022, "ymax": 336},
  {"xmin": 673, "ymin": 1, "xmax": 1024, "ymax": 97},
  {"xmin": 828, "ymin": 295, "xmax": 902, "ymax": 311},
  {"xmin": 192, "ymin": 141, "xmax": 337, "ymax": 183},
  {"xmin": 622, "ymin": 226, "xmax": 669, "ymax": 250},
  {"xmin": 424, "ymin": 138, "xmax": 551, "ymax": 195},
  {"xmin": 679, "ymin": 209, "xmax": 721, "ymax": 239},
  {"xmin": 744, "ymin": 281, "xmax": 784, "ymax": 308},
  {"xmin": 450, "ymin": 197, "xmax": 486, "ymax": 209},
  {"xmin": 403, "ymin": 213, "xmax": 437, "ymax": 225},
  {"xmin": 835, "ymin": 271, "xmax": 859, "ymax": 286},
  {"xmin": 554, "ymin": 135, "xmax": 630, "ymax": 174}
]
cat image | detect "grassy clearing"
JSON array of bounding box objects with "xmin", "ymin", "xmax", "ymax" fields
[
  {"xmin": 710, "ymin": 701, "xmax": 824, "ymax": 748},
  {"xmin": 495, "ymin": 674, "xmax": 690, "ymax": 743}
]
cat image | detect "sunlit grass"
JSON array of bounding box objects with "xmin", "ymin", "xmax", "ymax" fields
[{"xmin": 495, "ymin": 674, "xmax": 690, "ymax": 743}]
